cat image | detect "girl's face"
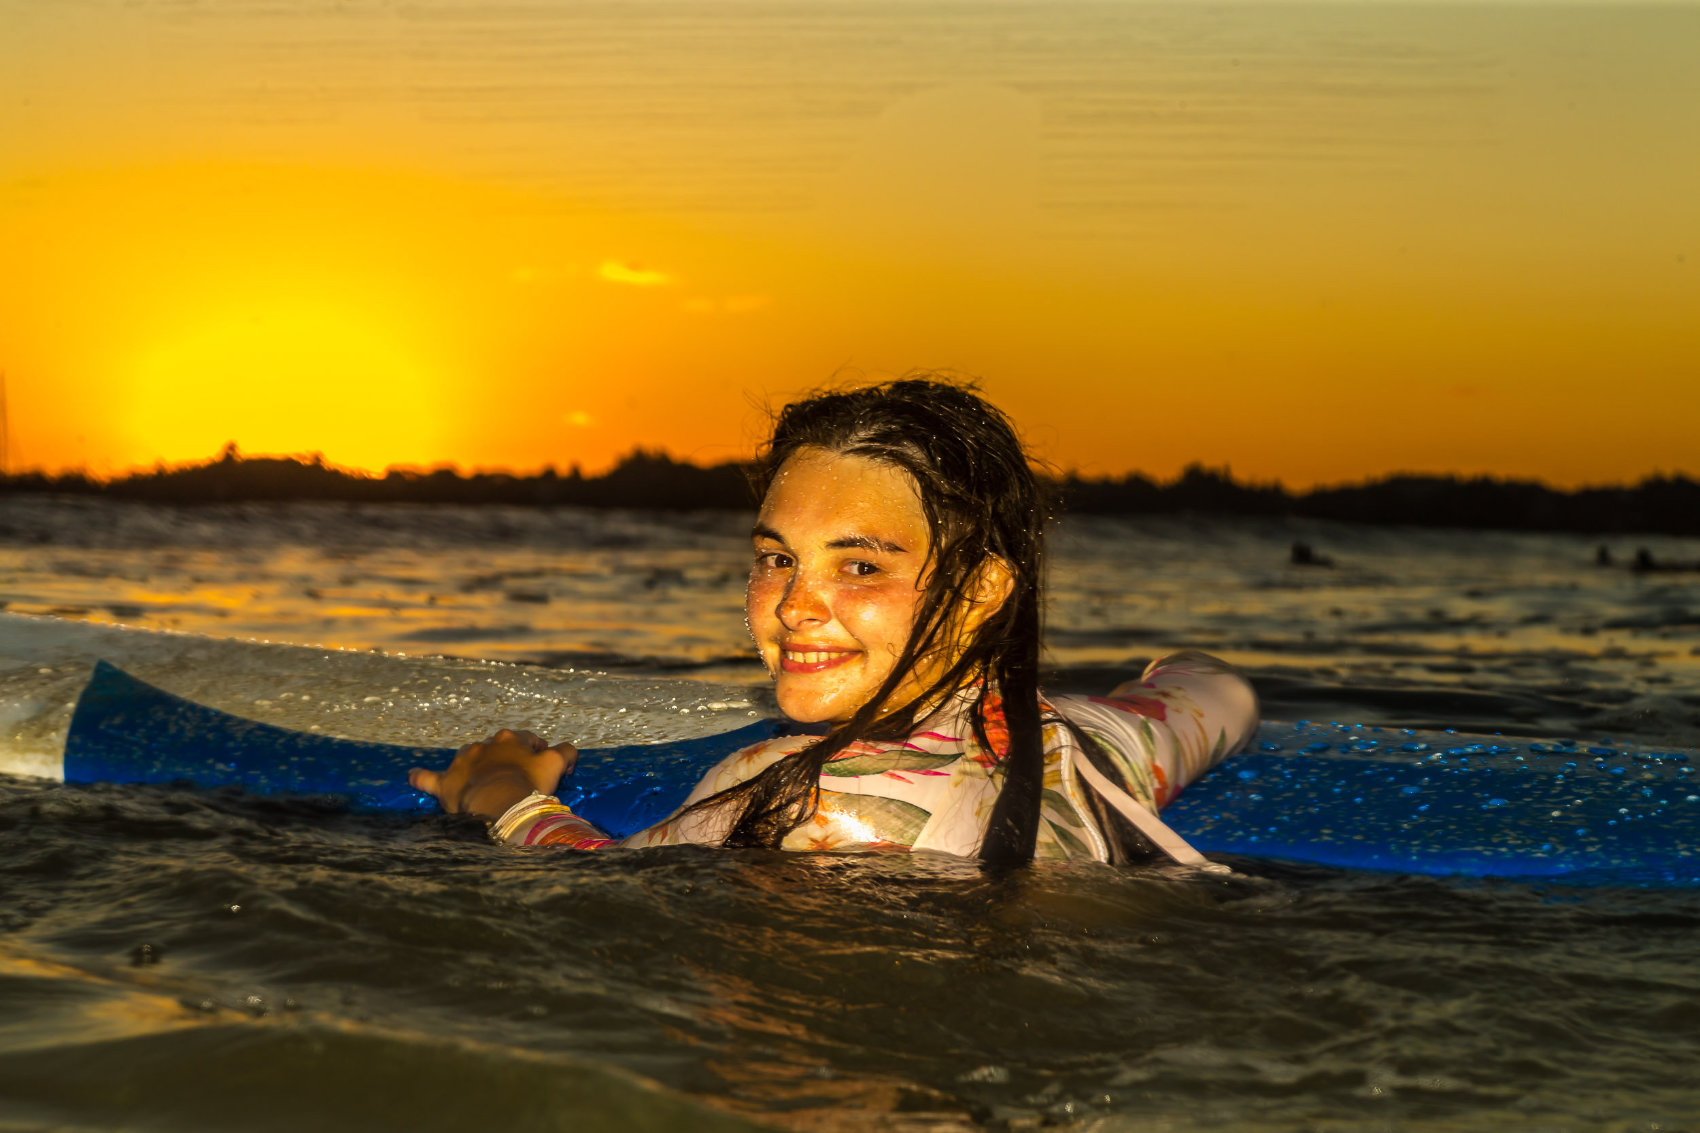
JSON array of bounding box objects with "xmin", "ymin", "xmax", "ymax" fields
[{"xmin": 746, "ymin": 447, "xmax": 936, "ymax": 724}]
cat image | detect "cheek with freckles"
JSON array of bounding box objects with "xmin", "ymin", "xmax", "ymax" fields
[{"xmin": 831, "ymin": 583, "xmax": 915, "ymax": 663}]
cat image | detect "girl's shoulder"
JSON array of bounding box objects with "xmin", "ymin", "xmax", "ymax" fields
[
  {"xmin": 723, "ymin": 731, "xmax": 816, "ymax": 772},
  {"xmin": 730, "ymin": 719, "xmax": 987, "ymax": 783}
]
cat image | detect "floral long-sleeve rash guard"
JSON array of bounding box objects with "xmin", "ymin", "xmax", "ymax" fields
[{"xmin": 488, "ymin": 651, "xmax": 1258, "ymax": 862}]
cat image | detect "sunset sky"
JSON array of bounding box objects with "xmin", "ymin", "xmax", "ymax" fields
[{"xmin": 2, "ymin": 0, "xmax": 1695, "ymax": 488}]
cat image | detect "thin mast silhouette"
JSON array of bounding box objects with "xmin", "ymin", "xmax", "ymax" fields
[{"xmin": 0, "ymin": 371, "xmax": 9, "ymax": 475}]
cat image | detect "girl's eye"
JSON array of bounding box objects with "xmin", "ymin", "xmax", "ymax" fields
[
  {"xmin": 845, "ymin": 560, "xmax": 881, "ymax": 578},
  {"xmin": 755, "ymin": 551, "xmax": 793, "ymax": 570}
]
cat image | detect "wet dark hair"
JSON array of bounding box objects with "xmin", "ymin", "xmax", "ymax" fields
[{"xmin": 683, "ymin": 376, "xmax": 1050, "ymax": 868}]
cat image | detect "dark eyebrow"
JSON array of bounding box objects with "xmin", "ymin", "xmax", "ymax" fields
[
  {"xmin": 751, "ymin": 523, "xmax": 907, "ymax": 555},
  {"xmin": 826, "ymin": 534, "xmax": 909, "ymax": 555}
]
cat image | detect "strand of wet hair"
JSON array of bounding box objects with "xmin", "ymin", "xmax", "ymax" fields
[{"xmin": 975, "ymin": 581, "xmax": 1045, "ymax": 871}]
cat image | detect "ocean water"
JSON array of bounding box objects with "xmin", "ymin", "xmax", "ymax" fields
[{"xmin": 2, "ymin": 497, "xmax": 1699, "ymax": 1132}]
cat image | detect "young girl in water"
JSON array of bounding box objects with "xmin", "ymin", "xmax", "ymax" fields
[{"xmin": 411, "ymin": 379, "xmax": 1257, "ymax": 868}]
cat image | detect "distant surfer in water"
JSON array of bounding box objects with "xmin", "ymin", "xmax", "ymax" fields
[{"xmin": 411, "ymin": 378, "xmax": 1257, "ymax": 868}]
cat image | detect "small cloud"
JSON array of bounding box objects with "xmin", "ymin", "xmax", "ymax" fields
[
  {"xmin": 564, "ymin": 410, "xmax": 595, "ymax": 428},
  {"xmin": 600, "ymin": 260, "xmax": 673, "ymax": 287}
]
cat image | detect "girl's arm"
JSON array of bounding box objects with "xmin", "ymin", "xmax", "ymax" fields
[
  {"xmin": 428, "ymin": 733, "xmax": 809, "ymax": 849},
  {"xmin": 1054, "ymin": 650, "xmax": 1259, "ymax": 810}
]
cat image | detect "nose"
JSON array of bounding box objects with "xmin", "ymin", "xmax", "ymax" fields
[{"xmin": 776, "ymin": 572, "xmax": 829, "ymax": 630}]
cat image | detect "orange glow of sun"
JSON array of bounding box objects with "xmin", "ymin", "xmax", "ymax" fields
[{"xmin": 126, "ymin": 301, "xmax": 443, "ymax": 472}]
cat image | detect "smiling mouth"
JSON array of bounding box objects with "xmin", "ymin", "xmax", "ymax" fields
[{"xmin": 780, "ymin": 649, "xmax": 859, "ymax": 674}]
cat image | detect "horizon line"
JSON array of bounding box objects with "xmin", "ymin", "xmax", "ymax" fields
[{"xmin": 3, "ymin": 443, "xmax": 1699, "ymax": 496}]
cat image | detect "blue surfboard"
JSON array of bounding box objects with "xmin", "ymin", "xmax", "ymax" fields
[
  {"xmin": 1165, "ymin": 725, "xmax": 1700, "ymax": 887},
  {"xmin": 64, "ymin": 660, "xmax": 785, "ymax": 836},
  {"xmin": 62, "ymin": 661, "xmax": 1700, "ymax": 885}
]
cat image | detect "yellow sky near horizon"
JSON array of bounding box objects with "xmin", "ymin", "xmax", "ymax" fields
[{"xmin": 1, "ymin": 0, "xmax": 1696, "ymax": 488}]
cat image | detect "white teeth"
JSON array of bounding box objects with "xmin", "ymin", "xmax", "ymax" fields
[{"xmin": 785, "ymin": 650, "xmax": 847, "ymax": 664}]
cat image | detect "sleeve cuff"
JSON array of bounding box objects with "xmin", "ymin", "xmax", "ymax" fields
[{"xmin": 488, "ymin": 791, "xmax": 570, "ymax": 843}]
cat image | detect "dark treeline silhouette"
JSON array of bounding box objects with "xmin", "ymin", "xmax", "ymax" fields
[
  {"xmin": 3, "ymin": 448, "xmax": 1699, "ymax": 536},
  {"xmin": 0, "ymin": 445, "xmax": 753, "ymax": 511},
  {"xmin": 1059, "ymin": 464, "xmax": 1700, "ymax": 537}
]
